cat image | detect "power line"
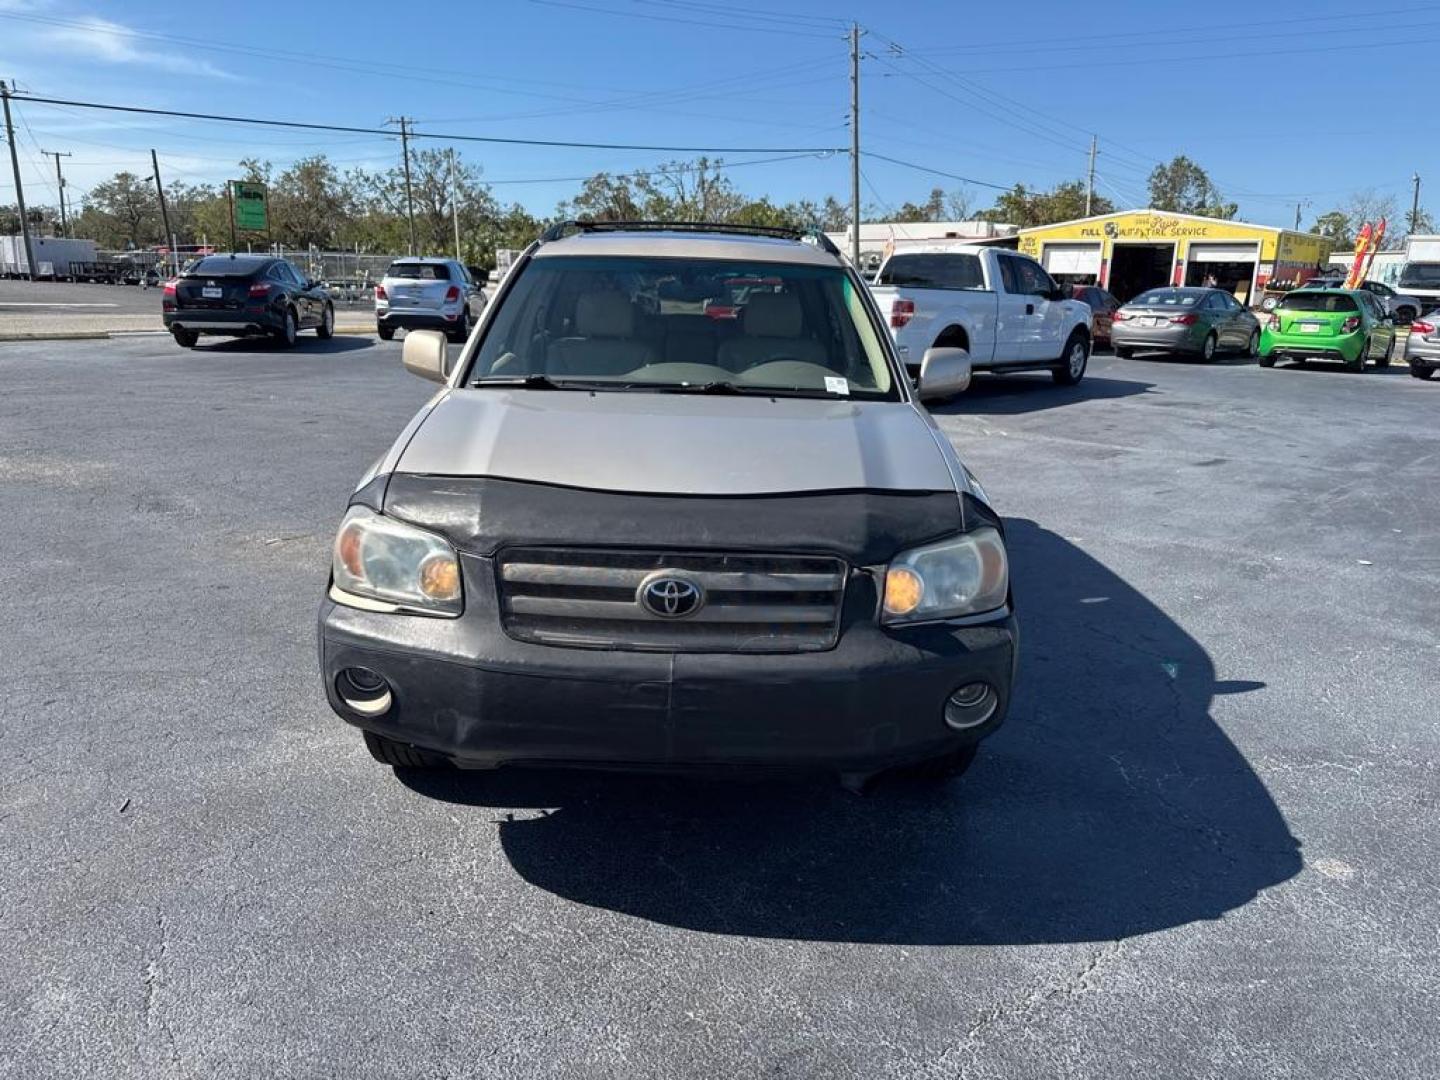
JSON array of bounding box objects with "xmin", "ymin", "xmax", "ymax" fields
[
  {"xmin": 6, "ymin": 93, "xmax": 846, "ymax": 155},
  {"xmin": 527, "ymin": 0, "xmax": 842, "ymax": 39},
  {"xmin": 487, "ymin": 151, "xmax": 837, "ymax": 186},
  {"xmin": 862, "ymin": 151, "xmax": 1011, "ymax": 191}
]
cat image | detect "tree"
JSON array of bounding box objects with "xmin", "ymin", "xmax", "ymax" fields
[
  {"xmin": 1311, "ymin": 189, "xmax": 1403, "ymax": 250},
  {"xmin": 784, "ymin": 195, "xmax": 849, "ymax": 232},
  {"xmin": 982, "ymin": 181, "xmax": 1113, "ymax": 228},
  {"xmin": 1311, "ymin": 210, "xmax": 1353, "ymax": 247},
  {"xmin": 74, "ymin": 172, "xmax": 161, "ymax": 247},
  {"xmin": 1146, "ymin": 155, "xmax": 1236, "ymax": 219},
  {"xmin": 892, "ymin": 187, "xmax": 947, "ymax": 223},
  {"xmin": 557, "ymin": 171, "xmax": 643, "ymax": 222}
]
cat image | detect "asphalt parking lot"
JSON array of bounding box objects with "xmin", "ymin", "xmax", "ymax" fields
[{"xmin": 1, "ymin": 334, "xmax": 1436, "ymax": 1079}]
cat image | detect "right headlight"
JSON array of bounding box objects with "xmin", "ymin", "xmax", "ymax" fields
[
  {"xmin": 330, "ymin": 506, "xmax": 462, "ymax": 616},
  {"xmin": 881, "ymin": 527, "xmax": 1008, "ymax": 625}
]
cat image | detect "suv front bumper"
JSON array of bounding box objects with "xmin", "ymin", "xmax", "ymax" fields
[{"xmin": 318, "ymin": 567, "xmax": 1017, "ymax": 774}]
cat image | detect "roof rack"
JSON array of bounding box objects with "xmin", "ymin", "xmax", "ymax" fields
[{"xmin": 539, "ymin": 220, "xmax": 843, "ymax": 257}]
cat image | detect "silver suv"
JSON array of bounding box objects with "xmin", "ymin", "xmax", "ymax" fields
[
  {"xmin": 375, "ymin": 256, "xmax": 486, "ymax": 342},
  {"xmin": 321, "ymin": 222, "xmax": 1016, "ymax": 787}
]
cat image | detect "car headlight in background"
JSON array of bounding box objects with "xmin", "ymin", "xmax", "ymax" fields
[
  {"xmin": 331, "ymin": 506, "xmax": 462, "ymax": 615},
  {"xmin": 882, "ymin": 527, "xmax": 1008, "ymax": 624}
]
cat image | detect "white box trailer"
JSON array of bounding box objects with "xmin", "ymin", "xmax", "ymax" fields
[
  {"xmin": 1404, "ymin": 235, "xmax": 1440, "ymax": 262},
  {"xmin": 0, "ymin": 235, "xmax": 99, "ymax": 278}
]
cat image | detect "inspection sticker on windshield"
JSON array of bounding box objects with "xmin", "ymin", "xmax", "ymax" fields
[{"xmin": 824, "ymin": 376, "xmax": 850, "ymax": 395}]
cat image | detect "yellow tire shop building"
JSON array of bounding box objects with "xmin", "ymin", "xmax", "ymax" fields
[{"xmin": 1017, "ymin": 210, "xmax": 1333, "ymax": 308}]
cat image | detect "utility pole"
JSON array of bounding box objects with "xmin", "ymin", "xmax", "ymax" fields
[
  {"xmin": 1085, "ymin": 135, "xmax": 1097, "ymax": 217},
  {"xmin": 1, "ymin": 80, "xmax": 37, "ymax": 281},
  {"xmin": 849, "ymin": 23, "xmax": 861, "ymax": 269},
  {"xmin": 41, "ymin": 149, "xmax": 72, "ymax": 236},
  {"xmin": 149, "ymin": 149, "xmax": 174, "ymax": 274},
  {"xmin": 449, "ymin": 148, "xmax": 461, "ymax": 262},
  {"xmin": 1411, "ymin": 172, "xmax": 1422, "ymax": 235},
  {"xmin": 388, "ymin": 117, "xmax": 416, "ymax": 256},
  {"xmin": 1295, "ymin": 202, "xmax": 1302, "ymax": 230}
]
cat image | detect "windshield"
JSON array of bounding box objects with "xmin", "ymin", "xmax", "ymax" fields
[
  {"xmin": 467, "ymin": 255, "xmax": 897, "ymax": 399},
  {"xmin": 1130, "ymin": 289, "xmax": 1203, "ymax": 308},
  {"xmin": 1399, "ymin": 262, "xmax": 1440, "ymax": 285},
  {"xmin": 875, "ymin": 252, "xmax": 984, "ymax": 290},
  {"xmin": 387, "ymin": 262, "xmax": 450, "ymax": 280},
  {"xmin": 1279, "ymin": 292, "xmax": 1358, "ymax": 312}
]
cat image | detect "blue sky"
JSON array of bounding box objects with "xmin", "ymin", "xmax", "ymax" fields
[{"xmin": 0, "ymin": 0, "xmax": 1432, "ymax": 228}]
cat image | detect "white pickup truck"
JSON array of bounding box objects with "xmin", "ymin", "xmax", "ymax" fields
[{"xmin": 869, "ymin": 245, "xmax": 1094, "ymax": 386}]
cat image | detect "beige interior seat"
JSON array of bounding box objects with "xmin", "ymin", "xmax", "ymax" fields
[
  {"xmin": 716, "ymin": 292, "xmax": 827, "ymax": 373},
  {"xmin": 547, "ymin": 291, "xmax": 657, "ymax": 376}
]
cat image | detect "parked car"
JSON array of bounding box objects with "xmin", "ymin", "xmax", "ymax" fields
[
  {"xmin": 1110, "ymin": 287, "xmax": 1260, "ymax": 361},
  {"xmin": 319, "ymin": 221, "xmax": 1016, "ymax": 786},
  {"xmin": 869, "ymin": 245, "xmax": 1094, "ymax": 386},
  {"xmin": 1071, "ymin": 284, "xmax": 1120, "ymax": 346},
  {"xmin": 1258, "ymin": 288, "xmax": 1395, "ymax": 372},
  {"xmin": 1401, "ymin": 315, "xmax": 1440, "ymax": 380},
  {"xmin": 1395, "ymin": 260, "xmax": 1440, "ymax": 314},
  {"xmin": 161, "ymin": 253, "xmax": 335, "ymax": 348},
  {"xmin": 1301, "ymin": 276, "xmax": 1423, "ymax": 323},
  {"xmin": 375, "ymin": 257, "xmax": 487, "ymax": 342}
]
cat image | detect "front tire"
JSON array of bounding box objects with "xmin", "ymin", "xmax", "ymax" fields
[
  {"xmin": 316, "ymin": 302, "xmax": 335, "ymax": 339},
  {"xmin": 275, "ymin": 307, "xmax": 298, "ymax": 349},
  {"xmin": 172, "ymin": 328, "xmax": 198, "ymax": 348},
  {"xmin": 1052, "ymin": 330, "xmax": 1089, "ymax": 386},
  {"xmin": 363, "ymin": 731, "xmax": 446, "ymax": 769}
]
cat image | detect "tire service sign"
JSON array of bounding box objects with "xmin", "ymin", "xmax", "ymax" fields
[{"xmin": 231, "ymin": 181, "xmax": 269, "ymax": 232}]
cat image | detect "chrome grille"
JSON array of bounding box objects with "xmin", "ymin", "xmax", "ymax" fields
[{"xmin": 496, "ymin": 548, "xmax": 847, "ymax": 653}]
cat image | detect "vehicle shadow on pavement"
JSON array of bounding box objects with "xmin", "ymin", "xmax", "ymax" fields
[
  {"xmin": 400, "ymin": 520, "xmax": 1302, "ymax": 945},
  {"xmin": 197, "ymin": 336, "xmax": 375, "ymax": 355},
  {"xmin": 929, "ymin": 374, "xmax": 1156, "ymax": 417}
]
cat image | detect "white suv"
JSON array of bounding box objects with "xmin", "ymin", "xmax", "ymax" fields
[{"xmin": 375, "ymin": 257, "xmax": 486, "ymax": 343}]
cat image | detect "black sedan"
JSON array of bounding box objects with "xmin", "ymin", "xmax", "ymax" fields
[{"xmin": 162, "ymin": 254, "xmax": 334, "ymax": 348}]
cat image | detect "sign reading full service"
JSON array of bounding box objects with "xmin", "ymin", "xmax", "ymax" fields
[{"xmin": 231, "ymin": 181, "xmax": 269, "ymax": 232}]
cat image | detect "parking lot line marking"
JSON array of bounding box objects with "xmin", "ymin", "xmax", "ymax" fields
[{"xmin": 0, "ymin": 302, "xmax": 122, "ymax": 308}]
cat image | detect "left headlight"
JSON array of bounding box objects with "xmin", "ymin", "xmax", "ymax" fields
[
  {"xmin": 881, "ymin": 527, "xmax": 1008, "ymax": 625},
  {"xmin": 330, "ymin": 506, "xmax": 462, "ymax": 615}
]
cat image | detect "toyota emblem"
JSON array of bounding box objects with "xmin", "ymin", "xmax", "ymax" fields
[{"xmin": 638, "ymin": 574, "xmax": 704, "ymax": 619}]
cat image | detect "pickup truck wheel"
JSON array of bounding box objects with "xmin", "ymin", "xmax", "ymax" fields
[
  {"xmin": 1052, "ymin": 331, "xmax": 1089, "ymax": 385},
  {"xmin": 363, "ymin": 731, "xmax": 446, "ymax": 769},
  {"xmin": 1411, "ymin": 365, "xmax": 1436, "ymax": 379}
]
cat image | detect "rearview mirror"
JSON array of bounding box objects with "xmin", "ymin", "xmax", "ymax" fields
[
  {"xmin": 917, "ymin": 346, "xmax": 971, "ymax": 401},
  {"xmin": 402, "ymin": 329, "xmax": 450, "ymax": 383}
]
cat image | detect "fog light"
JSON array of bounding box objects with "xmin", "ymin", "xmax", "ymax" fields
[
  {"xmin": 337, "ymin": 667, "xmax": 393, "ymax": 717},
  {"xmin": 944, "ymin": 682, "xmax": 997, "ymax": 730}
]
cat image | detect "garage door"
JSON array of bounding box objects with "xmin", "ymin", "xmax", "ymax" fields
[
  {"xmin": 1188, "ymin": 243, "xmax": 1258, "ymax": 263},
  {"xmin": 1042, "ymin": 243, "xmax": 1102, "ymax": 276}
]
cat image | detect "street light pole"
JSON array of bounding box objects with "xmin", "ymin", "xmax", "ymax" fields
[
  {"xmin": 849, "ymin": 23, "xmax": 861, "ymax": 269},
  {"xmin": 1411, "ymin": 172, "xmax": 1422, "ymax": 235},
  {"xmin": 449, "ymin": 148, "xmax": 461, "ymax": 262}
]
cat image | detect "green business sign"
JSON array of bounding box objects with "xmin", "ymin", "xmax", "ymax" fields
[{"xmin": 231, "ymin": 181, "xmax": 268, "ymax": 232}]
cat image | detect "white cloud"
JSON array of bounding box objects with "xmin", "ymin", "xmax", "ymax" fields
[{"xmin": 42, "ymin": 16, "xmax": 237, "ymax": 79}]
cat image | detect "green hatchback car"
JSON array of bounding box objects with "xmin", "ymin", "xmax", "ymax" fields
[{"xmin": 1258, "ymin": 287, "xmax": 1396, "ymax": 372}]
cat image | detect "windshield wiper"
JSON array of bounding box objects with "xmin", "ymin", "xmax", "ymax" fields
[
  {"xmin": 639, "ymin": 381, "xmax": 831, "ymax": 398},
  {"xmin": 472, "ymin": 374, "xmax": 600, "ymax": 390}
]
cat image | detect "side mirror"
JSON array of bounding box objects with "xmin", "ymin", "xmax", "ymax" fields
[
  {"xmin": 916, "ymin": 346, "xmax": 971, "ymax": 401},
  {"xmin": 402, "ymin": 329, "xmax": 450, "ymax": 383}
]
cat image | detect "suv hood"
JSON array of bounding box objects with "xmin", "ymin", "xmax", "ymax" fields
[{"xmin": 393, "ymin": 389, "xmax": 956, "ymax": 495}]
